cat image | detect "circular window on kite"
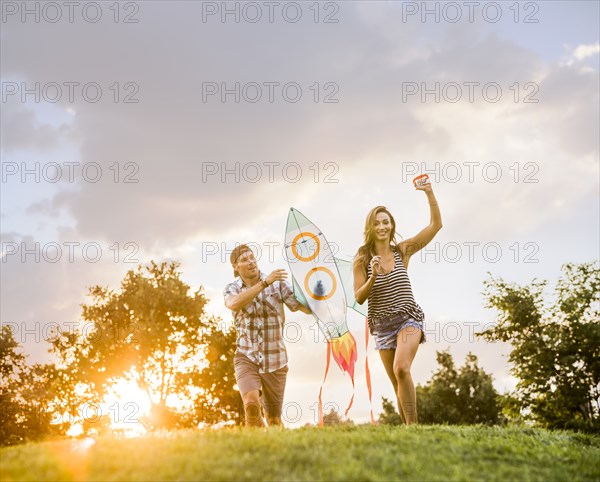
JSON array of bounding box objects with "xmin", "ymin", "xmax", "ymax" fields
[
  {"xmin": 304, "ymin": 267, "xmax": 337, "ymax": 301},
  {"xmin": 291, "ymin": 232, "xmax": 321, "ymax": 262}
]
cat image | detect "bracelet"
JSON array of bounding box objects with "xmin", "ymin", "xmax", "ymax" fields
[{"xmin": 261, "ymin": 280, "xmax": 269, "ymax": 289}]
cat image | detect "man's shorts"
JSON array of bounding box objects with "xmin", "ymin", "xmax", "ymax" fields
[
  {"xmin": 370, "ymin": 312, "xmax": 426, "ymax": 350},
  {"xmin": 233, "ymin": 352, "xmax": 288, "ymax": 419}
]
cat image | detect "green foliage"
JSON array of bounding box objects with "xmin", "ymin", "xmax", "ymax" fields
[
  {"xmin": 481, "ymin": 261, "xmax": 600, "ymax": 431},
  {"xmin": 457, "ymin": 353, "xmax": 503, "ymax": 424},
  {"xmin": 0, "ymin": 326, "xmax": 67, "ymax": 446},
  {"xmin": 50, "ymin": 261, "xmax": 240, "ymax": 430},
  {"xmin": 378, "ymin": 397, "xmax": 403, "ymax": 425},
  {"xmin": 1, "ymin": 325, "xmax": 26, "ymax": 445},
  {"xmin": 418, "ymin": 350, "xmax": 502, "ymax": 425},
  {"xmin": 379, "ymin": 351, "xmax": 502, "ymax": 426},
  {"xmin": 322, "ymin": 407, "xmax": 354, "ymax": 425}
]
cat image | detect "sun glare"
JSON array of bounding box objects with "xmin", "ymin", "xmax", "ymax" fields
[{"xmin": 102, "ymin": 378, "xmax": 153, "ymax": 435}]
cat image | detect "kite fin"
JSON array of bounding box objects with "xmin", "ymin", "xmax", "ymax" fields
[
  {"xmin": 334, "ymin": 256, "xmax": 368, "ymax": 317},
  {"xmin": 291, "ymin": 275, "xmax": 310, "ymax": 310}
]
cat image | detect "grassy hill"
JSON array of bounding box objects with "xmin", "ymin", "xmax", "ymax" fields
[{"xmin": 1, "ymin": 425, "xmax": 598, "ymax": 481}]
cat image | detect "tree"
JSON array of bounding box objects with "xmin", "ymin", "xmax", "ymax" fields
[
  {"xmin": 51, "ymin": 261, "xmax": 211, "ymax": 430},
  {"xmin": 455, "ymin": 353, "xmax": 502, "ymax": 424},
  {"xmin": 1, "ymin": 325, "xmax": 26, "ymax": 445},
  {"xmin": 1, "ymin": 326, "xmax": 67, "ymax": 445},
  {"xmin": 418, "ymin": 350, "xmax": 501, "ymax": 425},
  {"xmin": 480, "ymin": 261, "xmax": 600, "ymax": 431},
  {"xmin": 378, "ymin": 397, "xmax": 403, "ymax": 426},
  {"xmin": 320, "ymin": 407, "xmax": 353, "ymax": 426},
  {"xmin": 417, "ymin": 350, "xmax": 460, "ymax": 424}
]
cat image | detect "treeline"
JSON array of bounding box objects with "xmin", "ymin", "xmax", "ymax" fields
[{"xmin": 1, "ymin": 261, "xmax": 598, "ymax": 446}]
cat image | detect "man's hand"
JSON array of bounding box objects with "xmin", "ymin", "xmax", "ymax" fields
[{"xmin": 265, "ymin": 269, "xmax": 288, "ymax": 286}]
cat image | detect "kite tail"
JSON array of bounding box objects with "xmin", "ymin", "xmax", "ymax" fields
[
  {"xmin": 318, "ymin": 340, "xmax": 332, "ymax": 427},
  {"xmin": 344, "ymin": 373, "xmax": 355, "ymax": 417},
  {"xmin": 330, "ymin": 331, "xmax": 358, "ymax": 418},
  {"xmin": 365, "ymin": 317, "xmax": 376, "ymax": 424}
]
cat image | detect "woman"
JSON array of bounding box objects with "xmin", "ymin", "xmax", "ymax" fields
[{"xmin": 353, "ymin": 182, "xmax": 442, "ymax": 424}]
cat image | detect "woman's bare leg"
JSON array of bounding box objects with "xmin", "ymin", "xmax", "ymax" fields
[
  {"xmin": 379, "ymin": 349, "xmax": 407, "ymax": 424},
  {"xmin": 393, "ymin": 327, "xmax": 422, "ymax": 424}
]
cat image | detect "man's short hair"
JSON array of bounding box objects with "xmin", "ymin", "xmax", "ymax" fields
[{"xmin": 230, "ymin": 244, "xmax": 253, "ymax": 277}]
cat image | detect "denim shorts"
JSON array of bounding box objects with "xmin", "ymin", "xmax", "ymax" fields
[{"xmin": 369, "ymin": 312, "xmax": 426, "ymax": 350}]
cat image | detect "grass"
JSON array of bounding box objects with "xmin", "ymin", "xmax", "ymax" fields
[{"xmin": 1, "ymin": 425, "xmax": 598, "ymax": 481}]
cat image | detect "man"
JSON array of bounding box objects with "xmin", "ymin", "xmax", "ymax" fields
[{"xmin": 224, "ymin": 244, "xmax": 311, "ymax": 427}]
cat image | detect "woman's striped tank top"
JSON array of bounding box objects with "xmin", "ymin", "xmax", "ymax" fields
[{"xmin": 366, "ymin": 249, "xmax": 425, "ymax": 322}]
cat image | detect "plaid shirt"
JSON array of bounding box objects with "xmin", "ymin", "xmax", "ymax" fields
[{"xmin": 223, "ymin": 272, "xmax": 303, "ymax": 373}]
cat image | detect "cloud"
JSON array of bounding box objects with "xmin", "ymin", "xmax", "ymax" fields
[
  {"xmin": 573, "ymin": 42, "xmax": 600, "ymax": 61},
  {"xmin": 0, "ymin": 103, "xmax": 71, "ymax": 154}
]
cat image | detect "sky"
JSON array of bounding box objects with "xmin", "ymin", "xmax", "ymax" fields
[{"xmin": 1, "ymin": 0, "xmax": 599, "ymax": 428}]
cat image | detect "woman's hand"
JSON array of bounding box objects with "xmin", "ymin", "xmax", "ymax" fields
[
  {"xmin": 370, "ymin": 256, "xmax": 383, "ymax": 276},
  {"xmin": 415, "ymin": 182, "xmax": 433, "ymax": 193}
]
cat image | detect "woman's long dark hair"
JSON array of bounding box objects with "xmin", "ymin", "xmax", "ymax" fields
[{"xmin": 354, "ymin": 206, "xmax": 402, "ymax": 274}]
